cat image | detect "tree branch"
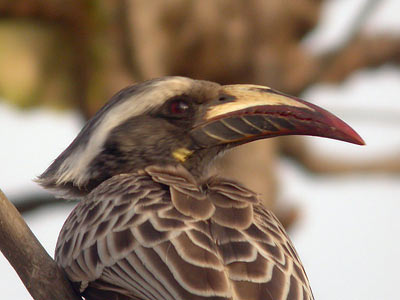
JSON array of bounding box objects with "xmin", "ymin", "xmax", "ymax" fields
[
  {"xmin": 311, "ymin": 0, "xmax": 399, "ymax": 85},
  {"xmin": 11, "ymin": 193, "xmax": 73, "ymax": 215},
  {"xmin": 334, "ymin": 0, "xmax": 384, "ymax": 50},
  {"xmin": 0, "ymin": 189, "xmax": 81, "ymax": 300},
  {"xmin": 280, "ymin": 136, "xmax": 400, "ymax": 174},
  {"xmin": 317, "ymin": 35, "xmax": 400, "ymax": 83}
]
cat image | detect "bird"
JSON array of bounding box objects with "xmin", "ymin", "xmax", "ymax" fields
[{"xmin": 37, "ymin": 76, "xmax": 364, "ymax": 300}]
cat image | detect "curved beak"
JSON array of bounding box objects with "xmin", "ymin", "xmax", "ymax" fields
[{"xmin": 191, "ymin": 84, "xmax": 365, "ymax": 148}]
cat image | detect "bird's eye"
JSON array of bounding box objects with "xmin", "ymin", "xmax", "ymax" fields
[{"xmin": 169, "ymin": 99, "xmax": 189, "ymax": 115}]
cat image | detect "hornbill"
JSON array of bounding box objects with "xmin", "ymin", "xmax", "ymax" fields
[{"xmin": 37, "ymin": 77, "xmax": 364, "ymax": 300}]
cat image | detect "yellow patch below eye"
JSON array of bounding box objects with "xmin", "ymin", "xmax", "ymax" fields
[{"xmin": 172, "ymin": 147, "xmax": 193, "ymax": 162}]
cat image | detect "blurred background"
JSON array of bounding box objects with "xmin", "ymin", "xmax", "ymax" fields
[{"xmin": 0, "ymin": 0, "xmax": 400, "ymax": 299}]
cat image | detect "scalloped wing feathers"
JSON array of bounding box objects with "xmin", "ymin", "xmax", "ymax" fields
[{"xmin": 55, "ymin": 165, "xmax": 313, "ymax": 300}]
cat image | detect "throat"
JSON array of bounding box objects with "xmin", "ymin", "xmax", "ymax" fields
[{"xmin": 182, "ymin": 147, "xmax": 222, "ymax": 179}]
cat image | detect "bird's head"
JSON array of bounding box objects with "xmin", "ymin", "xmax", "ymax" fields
[{"xmin": 37, "ymin": 76, "xmax": 364, "ymax": 199}]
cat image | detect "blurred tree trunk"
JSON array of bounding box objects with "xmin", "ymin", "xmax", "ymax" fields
[{"xmin": 0, "ymin": 190, "xmax": 80, "ymax": 300}]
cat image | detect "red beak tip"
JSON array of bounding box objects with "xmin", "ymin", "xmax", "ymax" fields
[
  {"xmin": 321, "ymin": 108, "xmax": 365, "ymax": 146},
  {"xmin": 354, "ymin": 136, "xmax": 366, "ymax": 146},
  {"xmin": 340, "ymin": 123, "xmax": 365, "ymax": 146},
  {"xmin": 338, "ymin": 127, "xmax": 365, "ymax": 146}
]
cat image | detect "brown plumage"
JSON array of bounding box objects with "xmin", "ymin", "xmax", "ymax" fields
[
  {"xmin": 38, "ymin": 77, "xmax": 364, "ymax": 300},
  {"xmin": 56, "ymin": 165, "xmax": 312, "ymax": 300}
]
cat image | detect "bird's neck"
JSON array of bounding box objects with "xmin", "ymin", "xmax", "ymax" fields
[{"xmin": 182, "ymin": 147, "xmax": 224, "ymax": 180}]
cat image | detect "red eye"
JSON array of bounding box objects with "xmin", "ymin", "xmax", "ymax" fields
[{"xmin": 169, "ymin": 100, "xmax": 189, "ymax": 115}]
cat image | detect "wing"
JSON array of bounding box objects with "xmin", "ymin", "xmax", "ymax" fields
[
  {"xmin": 239, "ymin": 204, "xmax": 314, "ymax": 300},
  {"xmin": 55, "ymin": 165, "xmax": 313, "ymax": 300},
  {"xmin": 55, "ymin": 172, "xmax": 180, "ymax": 299}
]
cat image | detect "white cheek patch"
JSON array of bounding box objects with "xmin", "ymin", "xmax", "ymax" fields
[
  {"xmin": 206, "ymin": 85, "xmax": 313, "ymax": 120},
  {"xmin": 55, "ymin": 77, "xmax": 195, "ymax": 187}
]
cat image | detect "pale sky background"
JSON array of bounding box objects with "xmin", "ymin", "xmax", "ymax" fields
[{"xmin": 1, "ymin": 0, "xmax": 400, "ymax": 299}]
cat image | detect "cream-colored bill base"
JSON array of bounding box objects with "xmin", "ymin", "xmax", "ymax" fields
[{"xmin": 206, "ymin": 85, "xmax": 313, "ymax": 120}]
